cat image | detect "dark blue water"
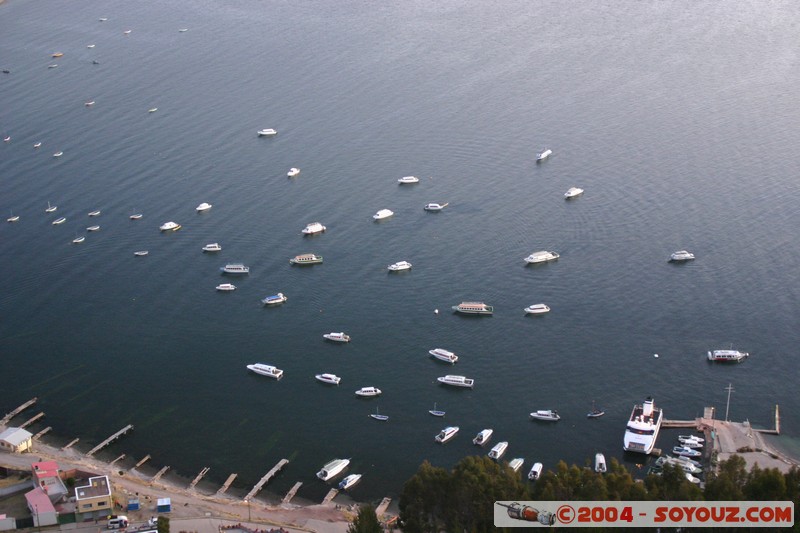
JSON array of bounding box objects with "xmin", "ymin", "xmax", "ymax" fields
[{"xmin": 2, "ymin": 0, "xmax": 800, "ymax": 504}]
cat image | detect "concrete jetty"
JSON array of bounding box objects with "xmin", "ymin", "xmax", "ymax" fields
[
  {"xmin": 244, "ymin": 459, "xmax": 289, "ymax": 501},
  {"xmin": 62, "ymin": 438, "xmax": 80, "ymax": 450},
  {"xmin": 375, "ymin": 497, "xmax": 392, "ymax": 516},
  {"xmin": 282, "ymin": 482, "xmax": 302, "ymax": 504},
  {"xmin": 135, "ymin": 454, "xmax": 151, "ymax": 468},
  {"xmin": 322, "ymin": 488, "xmax": 338, "ymax": 504},
  {"xmin": 19, "ymin": 411, "xmax": 45, "ymax": 429},
  {"xmin": 216, "ymin": 473, "xmax": 237, "ymax": 496},
  {"xmin": 33, "ymin": 426, "xmax": 52, "ymax": 440},
  {"xmin": 0, "ymin": 397, "xmax": 37, "ymax": 426},
  {"xmin": 188, "ymin": 467, "xmax": 210, "ymax": 490},
  {"xmin": 87, "ymin": 424, "xmax": 134, "ymax": 456},
  {"xmin": 152, "ymin": 466, "xmax": 170, "ymax": 482},
  {"xmin": 110, "ymin": 454, "xmax": 126, "ymax": 467}
]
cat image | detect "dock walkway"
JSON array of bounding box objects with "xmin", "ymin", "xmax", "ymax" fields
[
  {"xmin": 87, "ymin": 424, "xmax": 134, "ymax": 457},
  {"xmin": 0, "ymin": 398, "xmax": 37, "ymax": 426},
  {"xmin": 244, "ymin": 459, "xmax": 288, "ymax": 501}
]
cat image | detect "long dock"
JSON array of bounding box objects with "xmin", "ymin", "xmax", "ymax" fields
[
  {"xmin": 33, "ymin": 427, "xmax": 52, "ymax": 440},
  {"xmin": 322, "ymin": 488, "xmax": 338, "ymax": 504},
  {"xmin": 135, "ymin": 455, "xmax": 151, "ymax": 468},
  {"xmin": 216, "ymin": 474, "xmax": 238, "ymax": 496},
  {"xmin": 110, "ymin": 454, "xmax": 126, "ymax": 467},
  {"xmin": 375, "ymin": 497, "xmax": 392, "ymax": 516},
  {"xmin": 62, "ymin": 438, "xmax": 80, "ymax": 451},
  {"xmin": 20, "ymin": 412, "xmax": 45, "ymax": 429},
  {"xmin": 188, "ymin": 467, "xmax": 210, "ymax": 490},
  {"xmin": 87, "ymin": 424, "xmax": 134, "ymax": 457},
  {"xmin": 0, "ymin": 397, "xmax": 37, "ymax": 426},
  {"xmin": 661, "ymin": 418, "xmax": 700, "ymax": 429},
  {"xmin": 282, "ymin": 482, "xmax": 303, "ymax": 504},
  {"xmin": 244, "ymin": 459, "xmax": 289, "ymax": 501},
  {"xmin": 152, "ymin": 466, "xmax": 170, "ymax": 482}
]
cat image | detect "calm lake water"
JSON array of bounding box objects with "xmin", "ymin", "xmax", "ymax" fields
[{"xmin": 2, "ymin": 0, "xmax": 800, "ymax": 504}]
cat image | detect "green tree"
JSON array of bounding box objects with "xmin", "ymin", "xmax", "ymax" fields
[
  {"xmin": 348, "ymin": 505, "xmax": 382, "ymax": 533},
  {"xmin": 744, "ymin": 465, "xmax": 787, "ymax": 500},
  {"xmin": 704, "ymin": 455, "xmax": 747, "ymax": 500},
  {"xmin": 156, "ymin": 516, "xmax": 169, "ymax": 533}
]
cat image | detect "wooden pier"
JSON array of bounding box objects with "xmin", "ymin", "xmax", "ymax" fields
[
  {"xmin": 19, "ymin": 412, "xmax": 45, "ymax": 429},
  {"xmin": 216, "ymin": 474, "xmax": 238, "ymax": 496},
  {"xmin": 0, "ymin": 397, "xmax": 37, "ymax": 426},
  {"xmin": 188, "ymin": 467, "xmax": 210, "ymax": 490},
  {"xmin": 87, "ymin": 424, "xmax": 134, "ymax": 457},
  {"xmin": 661, "ymin": 418, "xmax": 700, "ymax": 429},
  {"xmin": 375, "ymin": 497, "xmax": 392, "ymax": 516},
  {"xmin": 322, "ymin": 488, "xmax": 338, "ymax": 504},
  {"xmin": 152, "ymin": 466, "xmax": 170, "ymax": 482},
  {"xmin": 62, "ymin": 438, "xmax": 80, "ymax": 451},
  {"xmin": 244, "ymin": 459, "xmax": 289, "ymax": 501},
  {"xmin": 135, "ymin": 455, "xmax": 151, "ymax": 468},
  {"xmin": 33, "ymin": 427, "xmax": 52, "ymax": 440},
  {"xmin": 110, "ymin": 454, "xmax": 126, "ymax": 467},
  {"xmin": 282, "ymin": 482, "xmax": 303, "ymax": 504}
]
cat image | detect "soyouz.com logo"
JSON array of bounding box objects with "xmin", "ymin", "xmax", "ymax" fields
[{"xmin": 494, "ymin": 501, "xmax": 794, "ymax": 527}]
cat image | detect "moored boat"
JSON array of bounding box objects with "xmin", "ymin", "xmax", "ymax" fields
[
  {"xmin": 315, "ymin": 373, "xmax": 341, "ymax": 385},
  {"xmin": 677, "ymin": 438, "xmax": 703, "ymax": 449},
  {"xmin": 257, "ymin": 128, "xmax": 277, "ymax": 136},
  {"xmin": 435, "ymin": 426, "xmax": 459, "ymax": 443},
  {"xmin": 86, "ymin": 225, "xmax": 100, "ymax": 232},
  {"xmin": 88, "ymin": 210, "xmax": 101, "ymax": 217},
  {"xmin": 289, "ymin": 253, "xmax": 323, "ymax": 265},
  {"xmin": 215, "ymin": 283, "xmax": 236, "ymax": 291},
  {"xmin": 595, "ymin": 453, "xmax": 607, "ymax": 473},
  {"xmin": 678, "ymin": 435, "xmax": 705, "ymax": 444},
  {"xmin": 196, "ymin": 202, "xmax": 212, "ymax": 212},
  {"xmin": 565, "ymin": 187, "xmax": 584, "ymax": 199},
  {"xmin": 451, "ymin": 301, "xmax": 493, "ymax": 315},
  {"xmin": 338, "ymin": 474, "xmax": 361, "ymax": 490},
  {"xmin": 373, "ymin": 209, "xmax": 394, "ymax": 220},
  {"xmin": 159, "ymin": 221, "xmax": 181, "ymax": 231},
  {"xmin": 429, "ymin": 403, "xmax": 445, "ymax": 417},
  {"xmin": 7, "ymin": 212, "xmax": 19, "ymax": 222},
  {"xmin": 525, "ymin": 250, "xmax": 559, "ymax": 264},
  {"xmin": 130, "ymin": 212, "xmax": 143, "ymax": 220},
  {"xmin": 437, "ymin": 375, "xmax": 474, "ymax": 388},
  {"xmin": 220, "ymin": 263, "xmax": 249, "ymax": 274},
  {"xmin": 302, "ymin": 221, "xmax": 326, "ymax": 234},
  {"xmin": 672, "ymin": 446, "xmax": 702, "ymax": 458},
  {"xmin": 261, "ymin": 293, "xmax": 287, "ymax": 305},
  {"xmin": 536, "ymin": 149, "xmax": 552, "ymax": 161},
  {"xmin": 587, "ymin": 402, "xmax": 605, "ymax": 418},
  {"xmin": 202, "ymin": 243, "xmax": 222, "ymax": 252},
  {"xmin": 524, "ymin": 303, "xmax": 550, "ymax": 315},
  {"xmin": 488, "ymin": 441, "xmax": 508, "ymax": 460},
  {"xmin": 323, "ymin": 332, "xmax": 351, "ymax": 342},
  {"xmin": 45, "ymin": 202, "xmax": 57, "ymax": 213},
  {"xmin": 369, "ymin": 407, "xmax": 389, "ymax": 421},
  {"xmin": 528, "ymin": 462, "xmax": 543, "ymax": 481},
  {"xmin": 508, "ymin": 458, "xmax": 525, "ymax": 473},
  {"xmin": 669, "ymin": 250, "xmax": 695, "ymax": 262},
  {"xmin": 529, "ymin": 410, "xmax": 560, "ymax": 422},
  {"xmin": 424, "ymin": 202, "xmax": 449, "ymax": 211},
  {"xmin": 398, "ymin": 176, "xmax": 419, "ymax": 184},
  {"xmin": 388, "ymin": 260, "xmax": 412, "ymax": 271},
  {"xmin": 134, "ymin": 250, "xmax": 149, "ymax": 257},
  {"xmin": 246, "ymin": 363, "xmax": 283, "ymax": 380},
  {"xmin": 429, "ymin": 348, "xmax": 458, "ymax": 364},
  {"xmin": 287, "ymin": 167, "xmax": 300, "ymax": 177},
  {"xmin": 707, "ymin": 349, "xmax": 748, "ymax": 363},
  {"xmin": 355, "ymin": 386, "xmax": 382, "ymax": 397},
  {"xmin": 72, "ymin": 236, "xmax": 85, "ymax": 244},
  {"xmin": 52, "ymin": 217, "xmax": 66, "ymax": 225},
  {"xmin": 316, "ymin": 458, "xmax": 349, "ymax": 480},
  {"xmin": 53, "ymin": 151, "xmax": 63, "ymax": 157},
  {"xmin": 473, "ymin": 429, "xmax": 493, "ymax": 445},
  {"xmin": 623, "ymin": 396, "xmax": 662, "ymax": 455}
]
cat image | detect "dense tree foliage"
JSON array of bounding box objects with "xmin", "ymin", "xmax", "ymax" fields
[
  {"xmin": 347, "ymin": 505, "xmax": 382, "ymax": 533},
  {"xmin": 398, "ymin": 455, "xmax": 800, "ymax": 533}
]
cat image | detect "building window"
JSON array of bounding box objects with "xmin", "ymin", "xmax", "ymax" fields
[
  {"xmin": 82, "ymin": 503, "xmax": 93, "ymax": 509},
  {"xmin": 97, "ymin": 501, "xmax": 106, "ymax": 507}
]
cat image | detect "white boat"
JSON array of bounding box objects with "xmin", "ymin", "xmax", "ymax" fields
[
  {"xmin": 388, "ymin": 260, "xmax": 412, "ymax": 271},
  {"xmin": 48, "ymin": 64, "xmax": 58, "ymax": 69},
  {"xmin": 673, "ymin": 446, "xmax": 702, "ymax": 458},
  {"xmin": 3, "ymin": 136, "xmax": 10, "ymax": 142},
  {"xmin": 45, "ymin": 202, "xmax": 57, "ymax": 213},
  {"xmin": 424, "ymin": 202, "xmax": 449, "ymax": 211},
  {"xmin": 88, "ymin": 210, "xmax": 101, "ymax": 217},
  {"xmin": 315, "ymin": 373, "xmax": 341, "ymax": 385},
  {"xmin": 678, "ymin": 435, "xmax": 705, "ymax": 444},
  {"xmin": 196, "ymin": 202, "xmax": 212, "ymax": 212},
  {"xmin": 302, "ymin": 221, "xmax": 326, "ymax": 234},
  {"xmin": 246, "ymin": 363, "xmax": 283, "ymax": 380},
  {"xmin": 159, "ymin": 221, "xmax": 181, "ymax": 231},
  {"xmin": 355, "ymin": 386, "xmax": 382, "ymax": 397},
  {"xmin": 7, "ymin": 212, "xmax": 19, "ymax": 223},
  {"xmin": 316, "ymin": 458, "xmax": 349, "ymax": 480},
  {"xmin": 370, "ymin": 407, "xmax": 389, "ymax": 421},
  {"xmin": 564, "ymin": 187, "xmax": 584, "ymax": 199},
  {"xmin": 338, "ymin": 474, "xmax": 361, "ymax": 490},
  {"xmin": 429, "ymin": 403, "xmax": 446, "ymax": 417},
  {"xmin": 33, "ymin": 142, "xmax": 42, "ymax": 148},
  {"xmin": 52, "ymin": 151, "xmax": 63, "ymax": 158},
  {"xmin": 655, "ymin": 456, "xmax": 702, "ymax": 474},
  {"xmin": 524, "ymin": 303, "xmax": 550, "ymax": 315},
  {"xmin": 373, "ymin": 209, "xmax": 394, "ymax": 220},
  {"xmin": 398, "ymin": 176, "xmax": 419, "ymax": 184},
  {"xmin": 98, "ymin": 17, "xmax": 108, "ymax": 21},
  {"xmin": 216, "ymin": 283, "xmax": 236, "ymax": 291},
  {"xmin": 435, "ymin": 426, "xmax": 459, "ymax": 443},
  {"xmin": 677, "ymin": 438, "xmax": 703, "ymax": 449},
  {"xmin": 529, "ymin": 410, "xmax": 560, "ymax": 422},
  {"xmin": 52, "ymin": 217, "xmax": 66, "ymax": 225},
  {"xmin": 87, "ymin": 44, "xmax": 96, "ymax": 48},
  {"xmin": 685, "ymin": 473, "xmax": 702, "ymax": 484},
  {"xmin": 134, "ymin": 250, "xmax": 149, "ymax": 257},
  {"xmin": 130, "ymin": 213, "xmax": 143, "ymax": 220},
  {"xmin": 587, "ymin": 401, "xmax": 606, "ymax": 419},
  {"xmin": 669, "ymin": 250, "xmax": 695, "ymax": 262},
  {"xmin": 528, "ymin": 462, "xmax": 543, "ymax": 481},
  {"xmin": 202, "ymin": 243, "xmax": 222, "ymax": 252},
  {"xmin": 323, "ymin": 332, "xmax": 351, "ymax": 342},
  {"xmin": 72, "ymin": 236, "xmax": 85, "ymax": 244},
  {"xmin": 707, "ymin": 349, "xmax": 748, "ymax": 363},
  {"xmin": 257, "ymin": 128, "xmax": 277, "ymax": 136},
  {"xmin": 451, "ymin": 301, "xmax": 493, "ymax": 315},
  {"xmin": 178, "ymin": 28, "xmax": 189, "ymax": 32},
  {"xmin": 623, "ymin": 396, "xmax": 663, "ymax": 455},
  {"xmin": 86, "ymin": 225, "xmax": 100, "ymax": 232},
  {"xmin": 221, "ymin": 264, "xmax": 249, "ymax": 274},
  {"xmin": 287, "ymin": 168, "xmax": 300, "ymax": 177},
  {"xmin": 536, "ymin": 149, "xmax": 552, "ymax": 161},
  {"xmin": 148, "ymin": 107, "xmax": 157, "ymax": 113},
  {"xmin": 289, "ymin": 253, "xmax": 323, "ymax": 265},
  {"xmin": 508, "ymin": 458, "xmax": 525, "ymax": 473},
  {"xmin": 124, "ymin": 30, "xmax": 133, "ymax": 35},
  {"xmin": 429, "ymin": 348, "xmax": 458, "ymax": 364},
  {"xmin": 473, "ymin": 429, "xmax": 493, "ymax": 446},
  {"xmin": 595, "ymin": 453, "xmax": 607, "ymax": 473},
  {"xmin": 437, "ymin": 375, "xmax": 474, "ymax": 388},
  {"xmin": 261, "ymin": 293, "xmax": 287, "ymax": 305},
  {"xmin": 525, "ymin": 250, "xmax": 559, "ymax": 264},
  {"xmin": 488, "ymin": 441, "xmax": 508, "ymax": 460}
]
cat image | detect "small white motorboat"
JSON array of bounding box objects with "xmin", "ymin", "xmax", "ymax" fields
[
  {"xmin": 323, "ymin": 332, "xmax": 350, "ymax": 343},
  {"xmin": 316, "ymin": 458, "xmax": 349, "ymax": 480},
  {"xmin": 202, "ymin": 243, "xmax": 222, "ymax": 252},
  {"xmin": 685, "ymin": 473, "xmax": 701, "ymax": 484},
  {"xmin": 130, "ymin": 213, "xmax": 143, "ymax": 220},
  {"xmin": 524, "ymin": 303, "xmax": 550, "ymax": 315},
  {"xmin": 3, "ymin": 136, "xmax": 10, "ymax": 142},
  {"xmin": 669, "ymin": 250, "xmax": 695, "ymax": 262},
  {"xmin": 134, "ymin": 250, "xmax": 149, "ymax": 257},
  {"xmin": 530, "ymin": 410, "xmax": 560, "ymax": 422},
  {"xmin": 315, "ymin": 373, "xmax": 341, "ymax": 385},
  {"xmin": 289, "ymin": 253, "xmax": 323, "ymax": 265},
  {"xmin": 488, "ymin": 441, "xmax": 508, "ymax": 460},
  {"xmin": 53, "ymin": 151, "xmax": 63, "ymax": 157},
  {"xmin": 33, "ymin": 142, "xmax": 42, "ymax": 148},
  {"xmin": 369, "ymin": 407, "xmax": 389, "ymax": 421},
  {"xmin": 196, "ymin": 202, "xmax": 212, "ymax": 212},
  {"xmin": 7, "ymin": 212, "xmax": 19, "ymax": 223},
  {"xmin": 87, "ymin": 44, "xmax": 96, "ymax": 48},
  {"xmin": 536, "ymin": 149, "xmax": 552, "ymax": 161},
  {"xmin": 677, "ymin": 438, "xmax": 703, "ymax": 449},
  {"xmin": 88, "ymin": 210, "xmax": 101, "ymax": 217},
  {"xmin": 86, "ymin": 225, "xmax": 100, "ymax": 232},
  {"xmin": 52, "ymin": 217, "xmax": 66, "ymax": 225},
  {"xmin": 373, "ymin": 209, "xmax": 394, "ymax": 220},
  {"xmin": 435, "ymin": 426, "xmax": 459, "ymax": 443},
  {"xmin": 178, "ymin": 28, "xmax": 189, "ymax": 32},
  {"xmin": 678, "ymin": 435, "xmax": 705, "ymax": 444},
  {"xmin": 124, "ymin": 30, "xmax": 132, "ymax": 35},
  {"xmin": 473, "ymin": 429, "xmax": 493, "ymax": 446},
  {"xmin": 246, "ymin": 363, "xmax": 283, "ymax": 379},
  {"xmin": 148, "ymin": 107, "xmax": 158, "ymax": 113},
  {"xmin": 257, "ymin": 128, "xmax": 277, "ymax": 136},
  {"xmin": 45, "ymin": 202, "xmax": 57, "ymax": 213},
  {"xmin": 672, "ymin": 446, "xmax": 702, "ymax": 458},
  {"xmin": 528, "ymin": 462, "xmax": 543, "ymax": 481},
  {"xmin": 221, "ymin": 264, "xmax": 249, "ymax": 274},
  {"xmin": 85, "ymin": 101, "xmax": 96, "ymax": 107},
  {"xmin": 508, "ymin": 458, "xmax": 525, "ymax": 473},
  {"xmin": 72, "ymin": 236, "xmax": 85, "ymax": 244},
  {"xmin": 388, "ymin": 260, "xmax": 412, "ymax": 271},
  {"xmin": 707, "ymin": 349, "xmax": 748, "ymax": 363},
  {"xmin": 159, "ymin": 221, "xmax": 181, "ymax": 231},
  {"xmin": 287, "ymin": 167, "xmax": 300, "ymax": 177},
  {"xmin": 595, "ymin": 453, "xmax": 607, "ymax": 473},
  {"xmin": 355, "ymin": 386, "xmax": 382, "ymax": 397},
  {"xmin": 302, "ymin": 221, "xmax": 326, "ymax": 234},
  {"xmin": 429, "ymin": 348, "xmax": 458, "ymax": 364},
  {"xmin": 216, "ymin": 283, "xmax": 236, "ymax": 291},
  {"xmin": 429, "ymin": 403, "xmax": 446, "ymax": 417},
  {"xmin": 424, "ymin": 202, "xmax": 449, "ymax": 211},
  {"xmin": 338, "ymin": 474, "xmax": 362, "ymax": 490},
  {"xmin": 564, "ymin": 187, "xmax": 584, "ymax": 199},
  {"xmin": 398, "ymin": 176, "xmax": 419, "ymax": 184},
  {"xmin": 261, "ymin": 293, "xmax": 287, "ymax": 305},
  {"xmin": 437, "ymin": 375, "xmax": 474, "ymax": 388},
  {"xmin": 525, "ymin": 251, "xmax": 559, "ymax": 264}
]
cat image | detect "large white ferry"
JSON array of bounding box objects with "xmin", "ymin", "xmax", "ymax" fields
[{"xmin": 623, "ymin": 396, "xmax": 662, "ymax": 454}]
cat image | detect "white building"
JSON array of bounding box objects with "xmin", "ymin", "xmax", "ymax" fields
[{"xmin": 0, "ymin": 428, "xmax": 33, "ymax": 453}]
